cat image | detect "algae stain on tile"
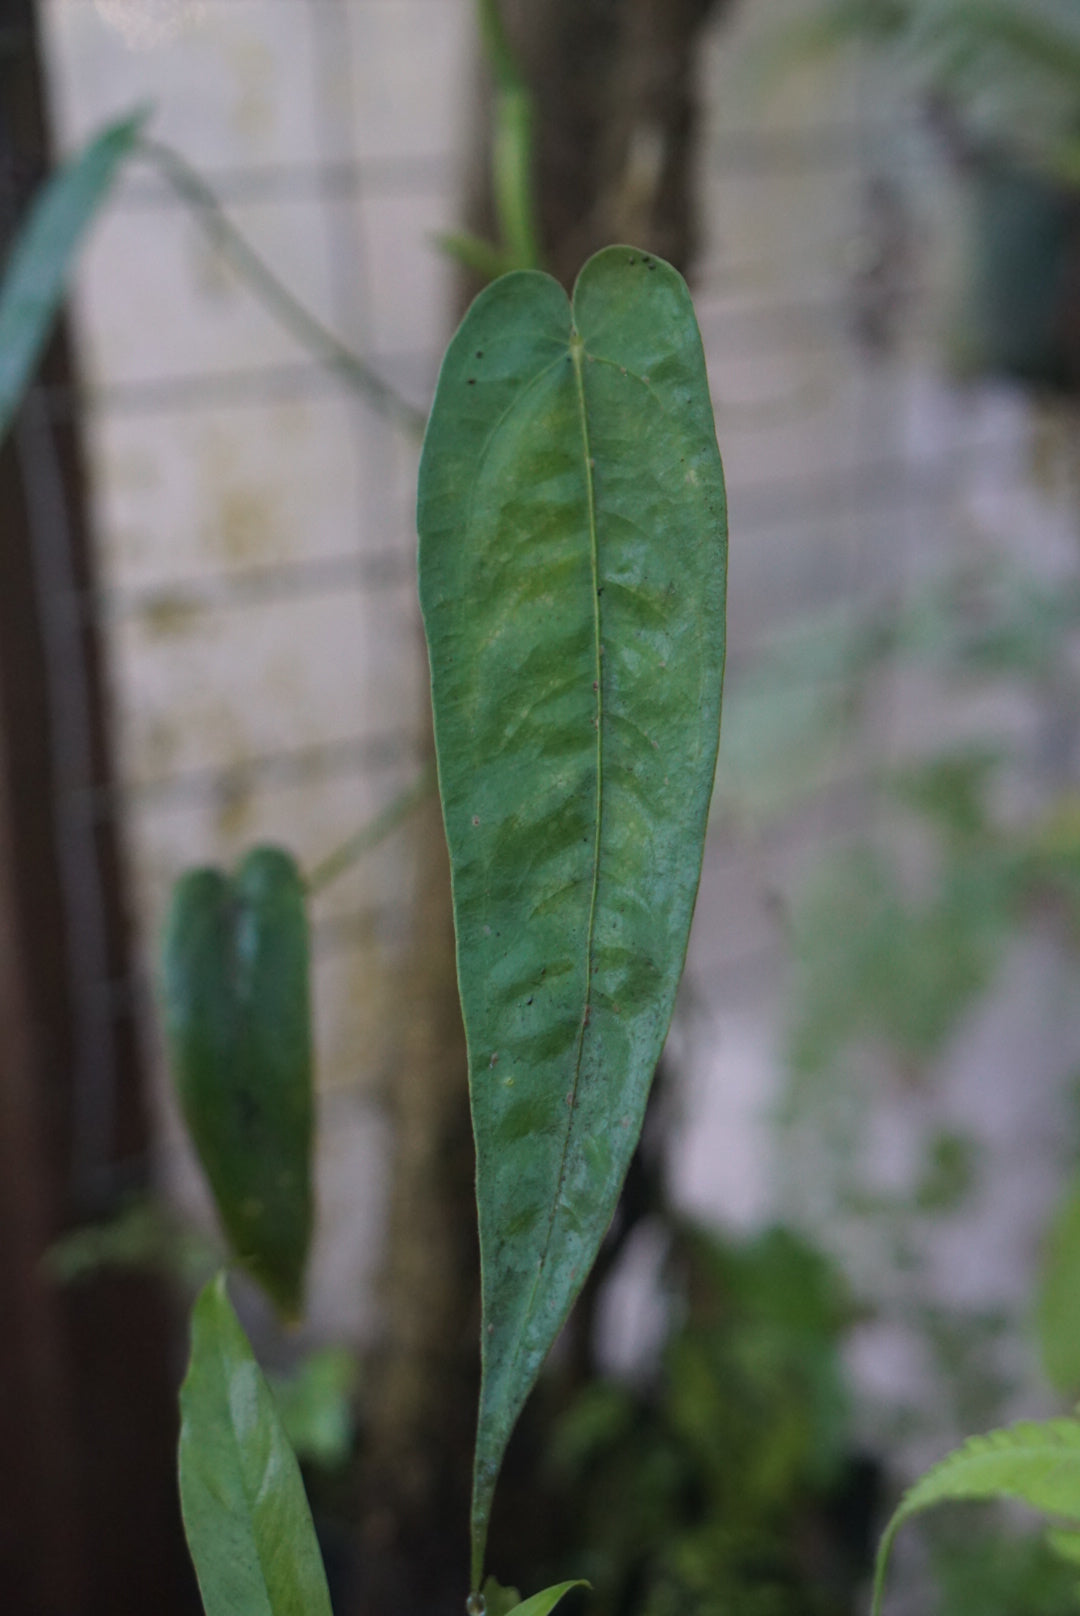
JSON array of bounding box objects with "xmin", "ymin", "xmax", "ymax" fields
[
  {"xmin": 225, "ymin": 34, "xmax": 275, "ymax": 143},
  {"xmin": 139, "ymin": 591, "xmax": 205, "ymax": 639},
  {"xmin": 213, "ymin": 776, "xmax": 256, "ymax": 842},
  {"xmin": 319, "ymin": 940, "xmax": 401, "ymax": 1101},
  {"xmin": 217, "ymin": 484, "xmax": 279, "ymax": 565},
  {"xmin": 196, "ymin": 428, "xmax": 283, "ymax": 567}
]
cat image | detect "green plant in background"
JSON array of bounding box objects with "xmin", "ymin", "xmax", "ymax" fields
[
  {"xmin": 532, "ymin": 1223, "xmax": 869, "ymax": 1616},
  {"xmin": 0, "ymin": 110, "xmax": 144, "ymax": 448},
  {"xmin": 779, "ymin": 0, "xmax": 1080, "ymax": 182},
  {"xmin": 715, "ymin": 545, "xmax": 1080, "ymax": 1604},
  {"xmin": 775, "ymin": 0, "xmax": 1080, "ymax": 388},
  {"xmin": 163, "ymin": 848, "xmax": 314, "ymax": 1322}
]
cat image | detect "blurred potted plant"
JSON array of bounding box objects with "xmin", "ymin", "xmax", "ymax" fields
[{"xmin": 783, "ymin": 0, "xmax": 1080, "ymax": 389}]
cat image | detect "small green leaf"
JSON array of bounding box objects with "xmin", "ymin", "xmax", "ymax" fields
[
  {"xmin": 0, "ymin": 110, "xmax": 146, "ymax": 447},
  {"xmin": 481, "ymin": 1575, "xmax": 523, "ymax": 1616},
  {"xmin": 504, "ymin": 1581, "xmax": 589, "ymax": 1616},
  {"xmin": 179, "ymin": 1272, "xmax": 333, "ymax": 1616},
  {"xmin": 418, "ymin": 244, "xmax": 726, "ymax": 1583},
  {"xmin": 872, "ymin": 1419, "xmax": 1080, "ymax": 1616},
  {"xmin": 162, "ymin": 847, "xmax": 314, "ymax": 1321},
  {"xmin": 266, "ymin": 1347, "xmax": 357, "ymax": 1471},
  {"xmin": 1037, "ymin": 1180, "xmax": 1080, "ymax": 1397}
]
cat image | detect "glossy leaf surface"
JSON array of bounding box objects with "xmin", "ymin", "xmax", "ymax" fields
[
  {"xmin": 0, "ymin": 111, "xmax": 144, "ymax": 447},
  {"xmin": 163, "ymin": 847, "xmax": 313, "ymax": 1320},
  {"xmin": 179, "ymin": 1272, "xmax": 332, "ymax": 1616},
  {"xmin": 872, "ymin": 1419, "xmax": 1080, "ymax": 1616},
  {"xmin": 418, "ymin": 245, "xmax": 727, "ymax": 1581}
]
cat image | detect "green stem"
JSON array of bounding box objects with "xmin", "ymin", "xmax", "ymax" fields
[
  {"xmin": 138, "ymin": 138, "xmax": 427, "ymax": 439},
  {"xmin": 870, "ymin": 1514, "xmax": 901, "ymax": 1616},
  {"xmin": 477, "ymin": 0, "xmax": 523, "ymax": 92},
  {"xmin": 476, "ymin": 0, "xmax": 541, "ymax": 271},
  {"xmin": 306, "ymin": 768, "xmax": 435, "ymax": 896}
]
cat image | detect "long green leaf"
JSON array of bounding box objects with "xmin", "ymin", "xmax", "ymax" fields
[
  {"xmin": 162, "ymin": 847, "xmax": 314, "ymax": 1321},
  {"xmin": 418, "ymin": 244, "xmax": 727, "ymax": 1584},
  {"xmin": 0, "ymin": 110, "xmax": 145, "ymax": 447},
  {"xmin": 872, "ymin": 1419, "xmax": 1080, "ymax": 1616},
  {"xmin": 179, "ymin": 1272, "xmax": 333, "ymax": 1616}
]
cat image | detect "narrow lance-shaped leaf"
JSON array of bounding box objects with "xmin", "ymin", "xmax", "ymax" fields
[
  {"xmin": 418, "ymin": 244, "xmax": 727, "ymax": 1585},
  {"xmin": 0, "ymin": 110, "xmax": 146, "ymax": 447},
  {"xmin": 162, "ymin": 847, "xmax": 314, "ymax": 1321},
  {"xmin": 872, "ymin": 1418, "xmax": 1080, "ymax": 1616},
  {"xmin": 179, "ymin": 1271, "xmax": 333, "ymax": 1616}
]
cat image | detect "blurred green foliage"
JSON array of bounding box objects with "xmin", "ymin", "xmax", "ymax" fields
[
  {"xmin": 536, "ymin": 1224, "xmax": 871, "ymax": 1616},
  {"xmin": 716, "ymin": 538, "xmax": 1080, "ymax": 1607},
  {"xmin": 929, "ymin": 1518, "xmax": 1080, "ymax": 1616},
  {"xmin": 778, "ymin": 0, "xmax": 1080, "ymax": 182}
]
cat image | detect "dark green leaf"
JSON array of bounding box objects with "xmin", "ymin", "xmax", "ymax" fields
[
  {"xmin": 0, "ymin": 110, "xmax": 145, "ymax": 447},
  {"xmin": 418, "ymin": 245, "xmax": 727, "ymax": 1581},
  {"xmin": 179, "ymin": 1272, "xmax": 333, "ymax": 1616},
  {"xmin": 162, "ymin": 847, "xmax": 313, "ymax": 1321},
  {"xmin": 481, "ymin": 1575, "xmax": 524, "ymax": 1616}
]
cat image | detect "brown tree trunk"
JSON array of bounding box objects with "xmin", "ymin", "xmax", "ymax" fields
[
  {"xmin": 358, "ymin": 4, "xmax": 730, "ymax": 1610},
  {"xmin": 468, "ymin": 0, "xmax": 731, "ymax": 287}
]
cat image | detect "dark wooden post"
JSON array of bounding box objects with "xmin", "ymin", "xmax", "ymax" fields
[{"xmin": 0, "ymin": 7, "xmax": 195, "ymax": 1612}]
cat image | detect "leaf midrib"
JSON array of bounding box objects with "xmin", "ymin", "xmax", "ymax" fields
[{"xmin": 490, "ymin": 328, "xmax": 604, "ymax": 1393}]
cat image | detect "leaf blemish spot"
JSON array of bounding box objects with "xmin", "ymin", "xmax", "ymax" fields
[
  {"xmin": 472, "ymin": 815, "xmax": 480, "ymax": 826},
  {"xmin": 490, "ymin": 1053, "xmax": 499, "ymax": 1067}
]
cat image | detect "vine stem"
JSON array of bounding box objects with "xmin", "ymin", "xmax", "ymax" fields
[
  {"xmin": 137, "ymin": 137, "xmax": 428, "ymax": 439},
  {"xmin": 306, "ymin": 768, "xmax": 435, "ymax": 896},
  {"xmin": 476, "ymin": 0, "xmax": 542, "ymax": 272}
]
